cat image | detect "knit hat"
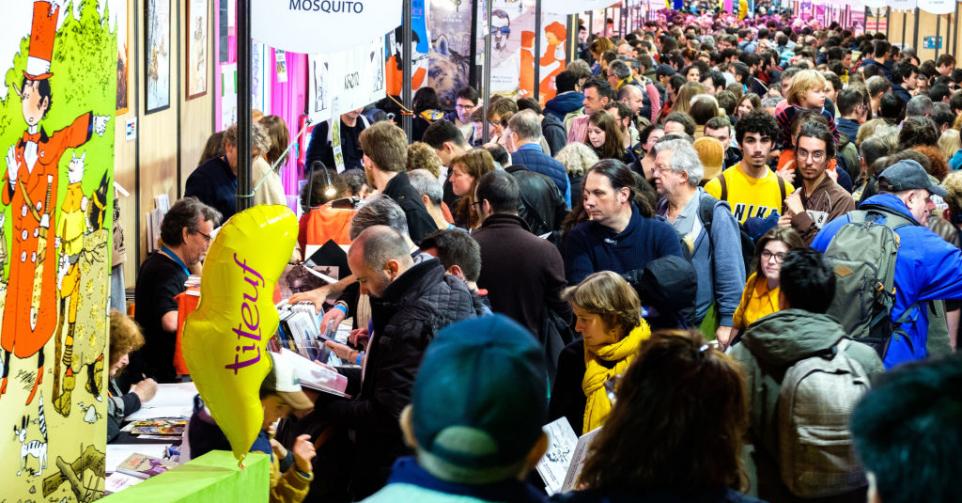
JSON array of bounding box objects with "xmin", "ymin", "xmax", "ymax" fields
[
  {"xmin": 412, "ymin": 315, "xmax": 548, "ymax": 484},
  {"xmin": 693, "ymin": 136, "xmax": 725, "ymax": 182}
]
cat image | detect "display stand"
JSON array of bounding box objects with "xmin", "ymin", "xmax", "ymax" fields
[{"xmin": 101, "ymin": 451, "xmax": 270, "ymax": 502}]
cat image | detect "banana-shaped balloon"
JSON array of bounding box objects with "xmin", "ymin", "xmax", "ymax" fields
[{"xmin": 183, "ymin": 205, "xmax": 298, "ymax": 463}]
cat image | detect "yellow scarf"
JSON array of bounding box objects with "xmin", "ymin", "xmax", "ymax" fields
[{"xmin": 581, "ymin": 322, "xmax": 651, "ymax": 434}]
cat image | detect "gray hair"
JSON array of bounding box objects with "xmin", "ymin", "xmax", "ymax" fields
[
  {"xmin": 653, "ymin": 138, "xmax": 704, "ymax": 186},
  {"xmin": 407, "ymin": 168, "xmax": 443, "ymax": 206},
  {"xmin": 554, "ymin": 142, "xmax": 599, "ymax": 178},
  {"xmin": 350, "ymin": 194, "xmax": 409, "ymax": 240},
  {"xmin": 906, "ymin": 95, "xmax": 934, "ymax": 118},
  {"xmin": 609, "ymin": 60, "xmax": 632, "ymax": 80},
  {"xmin": 507, "ymin": 110, "xmax": 542, "ymax": 142},
  {"xmin": 223, "ymin": 122, "xmax": 271, "ymax": 156},
  {"xmin": 160, "ymin": 196, "xmax": 222, "ymax": 246}
]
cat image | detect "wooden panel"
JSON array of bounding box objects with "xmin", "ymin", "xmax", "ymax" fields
[
  {"xmin": 116, "ymin": 0, "xmax": 139, "ymax": 290},
  {"xmin": 137, "ymin": 0, "xmax": 181, "ymax": 261},
  {"xmin": 179, "ymin": 0, "xmax": 214, "ymax": 192}
]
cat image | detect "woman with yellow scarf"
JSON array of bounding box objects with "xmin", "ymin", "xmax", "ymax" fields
[{"xmin": 549, "ymin": 271, "xmax": 651, "ymax": 435}]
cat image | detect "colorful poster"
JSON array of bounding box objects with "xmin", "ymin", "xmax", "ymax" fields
[
  {"xmin": 537, "ymin": 10, "xmax": 569, "ymax": 104},
  {"xmin": 427, "ymin": 0, "xmax": 473, "ymax": 109},
  {"xmin": 103, "ymin": 0, "xmax": 129, "ymax": 113},
  {"xmin": 476, "ymin": 0, "xmax": 537, "ymax": 94},
  {"xmin": 386, "ymin": 0, "xmax": 430, "ymax": 97},
  {"xmin": 145, "ymin": 0, "xmax": 171, "ymax": 113},
  {"xmin": 0, "ymin": 0, "xmax": 116, "ymax": 500}
]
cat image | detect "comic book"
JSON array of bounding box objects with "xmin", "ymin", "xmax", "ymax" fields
[
  {"xmin": 128, "ymin": 418, "xmax": 188, "ymax": 437},
  {"xmin": 115, "ymin": 453, "xmax": 176, "ymax": 479}
]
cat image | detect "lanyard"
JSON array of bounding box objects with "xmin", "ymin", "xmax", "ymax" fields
[{"xmin": 161, "ymin": 245, "xmax": 190, "ymax": 277}]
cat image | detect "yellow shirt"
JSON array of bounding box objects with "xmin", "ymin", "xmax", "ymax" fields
[
  {"xmin": 732, "ymin": 272, "xmax": 781, "ymax": 330},
  {"xmin": 704, "ymin": 164, "xmax": 794, "ymax": 225}
]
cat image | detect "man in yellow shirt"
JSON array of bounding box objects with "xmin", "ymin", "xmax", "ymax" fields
[{"xmin": 705, "ymin": 110, "xmax": 793, "ymax": 230}]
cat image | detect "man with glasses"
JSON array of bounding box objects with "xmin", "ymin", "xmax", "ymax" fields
[
  {"xmin": 777, "ymin": 122, "xmax": 854, "ymax": 245},
  {"xmin": 129, "ymin": 197, "xmax": 221, "ymax": 383},
  {"xmin": 444, "ymin": 86, "xmax": 479, "ymax": 145},
  {"xmin": 813, "ymin": 160, "xmax": 962, "ymax": 369}
]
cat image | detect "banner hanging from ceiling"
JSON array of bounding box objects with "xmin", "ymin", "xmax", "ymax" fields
[{"xmin": 252, "ymin": 0, "xmax": 401, "ymax": 54}]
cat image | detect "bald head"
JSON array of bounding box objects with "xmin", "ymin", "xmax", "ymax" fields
[
  {"xmin": 618, "ymin": 84, "xmax": 644, "ymax": 116},
  {"xmin": 349, "ymin": 225, "xmax": 414, "ymax": 298}
]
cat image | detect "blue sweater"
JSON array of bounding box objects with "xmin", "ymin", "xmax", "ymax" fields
[
  {"xmin": 657, "ymin": 191, "xmax": 746, "ymax": 326},
  {"xmin": 812, "ymin": 193, "xmax": 962, "ymax": 368},
  {"xmin": 563, "ymin": 204, "xmax": 684, "ymax": 284},
  {"xmin": 512, "ymin": 144, "xmax": 572, "ymax": 207}
]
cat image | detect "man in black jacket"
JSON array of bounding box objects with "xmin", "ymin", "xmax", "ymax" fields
[
  {"xmin": 473, "ymin": 171, "xmax": 570, "ymax": 337},
  {"xmin": 359, "ymin": 122, "xmax": 438, "ymax": 243},
  {"xmin": 318, "ymin": 225, "xmax": 481, "ymax": 499}
]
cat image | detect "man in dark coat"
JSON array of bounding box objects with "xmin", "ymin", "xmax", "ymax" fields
[
  {"xmin": 316, "ymin": 225, "xmax": 481, "ymax": 499},
  {"xmin": 359, "ymin": 122, "xmax": 438, "ymax": 243},
  {"xmin": 473, "ymin": 171, "xmax": 570, "ymax": 338}
]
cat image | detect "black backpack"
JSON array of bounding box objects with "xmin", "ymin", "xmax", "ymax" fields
[{"xmin": 697, "ymin": 193, "xmax": 755, "ymax": 271}]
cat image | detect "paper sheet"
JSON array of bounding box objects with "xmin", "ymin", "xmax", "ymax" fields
[
  {"xmin": 106, "ymin": 444, "xmax": 171, "ymax": 473},
  {"xmin": 124, "ymin": 382, "xmax": 197, "ymax": 421}
]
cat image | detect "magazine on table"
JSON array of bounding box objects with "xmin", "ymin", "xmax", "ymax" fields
[
  {"xmin": 129, "ymin": 418, "xmax": 187, "ymax": 437},
  {"xmin": 115, "ymin": 453, "xmax": 177, "ymax": 479}
]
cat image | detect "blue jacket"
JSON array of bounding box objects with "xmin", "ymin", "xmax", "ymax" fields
[
  {"xmin": 836, "ymin": 117, "xmax": 859, "ymax": 142},
  {"xmin": 512, "ymin": 143, "xmax": 572, "ymax": 207},
  {"xmin": 364, "ymin": 457, "xmax": 547, "ymax": 503},
  {"xmin": 545, "ymin": 91, "xmax": 584, "ymax": 122},
  {"xmin": 657, "ymin": 191, "xmax": 746, "ymax": 327},
  {"xmin": 950, "ymin": 148, "xmax": 962, "ymax": 171},
  {"xmin": 563, "ymin": 204, "xmax": 684, "ymax": 284},
  {"xmin": 811, "ymin": 193, "xmax": 962, "ymax": 368}
]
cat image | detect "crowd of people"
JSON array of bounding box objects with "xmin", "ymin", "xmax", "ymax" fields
[{"xmin": 109, "ymin": 7, "xmax": 962, "ymax": 503}]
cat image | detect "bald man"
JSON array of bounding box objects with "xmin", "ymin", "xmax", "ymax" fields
[{"xmin": 314, "ymin": 225, "xmax": 483, "ymax": 499}]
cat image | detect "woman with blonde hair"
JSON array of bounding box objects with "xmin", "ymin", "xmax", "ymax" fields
[
  {"xmin": 774, "ymin": 69, "xmax": 838, "ymax": 148},
  {"xmin": 249, "ymin": 121, "xmax": 287, "ymax": 206},
  {"xmin": 406, "ymin": 141, "xmax": 444, "ymax": 179},
  {"xmin": 107, "ymin": 311, "xmax": 157, "ymax": 441},
  {"xmin": 670, "ymin": 82, "xmax": 707, "ymax": 115},
  {"xmin": 449, "ymin": 149, "xmax": 495, "ymax": 229},
  {"xmin": 553, "ymin": 329, "xmax": 754, "ymax": 503},
  {"xmin": 549, "ymin": 271, "xmax": 652, "ymax": 434},
  {"xmin": 555, "ymin": 142, "xmax": 599, "ymax": 200}
]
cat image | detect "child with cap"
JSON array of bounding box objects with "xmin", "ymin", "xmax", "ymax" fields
[
  {"xmin": 363, "ymin": 314, "xmax": 550, "ymax": 503},
  {"xmin": 186, "ymin": 351, "xmax": 317, "ymax": 503}
]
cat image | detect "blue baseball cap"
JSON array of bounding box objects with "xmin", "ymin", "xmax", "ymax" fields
[
  {"xmin": 412, "ymin": 315, "xmax": 548, "ymax": 484},
  {"xmin": 879, "ymin": 159, "xmax": 947, "ymax": 197}
]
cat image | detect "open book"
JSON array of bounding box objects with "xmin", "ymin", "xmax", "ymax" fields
[
  {"xmin": 536, "ymin": 417, "xmax": 601, "ymax": 495},
  {"xmin": 276, "ymin": 348, "xmax": 350, "ymax": 398}
]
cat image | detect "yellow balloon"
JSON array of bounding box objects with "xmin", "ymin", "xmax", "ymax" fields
[{"xmin": 183, "ymin": 205, "xmax": 298, "ymax": 462}]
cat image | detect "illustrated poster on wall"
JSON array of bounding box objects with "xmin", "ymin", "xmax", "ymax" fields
[
  {"xmin": 187, "ymin": 0, "xmax": 209, "ymax": 99},
  {"xmin": 145, "ymin": 0, "xmax": 171, "ymax": 113},
  {"xmin": 0, "ymin": 0, "xmax": 116, "ymax": 501},
  {"xmin": 426, "ymin": 0, "xmax": 473, "ymax": 109}
]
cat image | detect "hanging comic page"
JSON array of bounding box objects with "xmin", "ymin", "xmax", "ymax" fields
[{"xmin": 0, "ymin": 0, "xmax": 116, "ymax": 500}]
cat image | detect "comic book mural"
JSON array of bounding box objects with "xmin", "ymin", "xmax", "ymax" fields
[{"xmin": 0, "ymin": 0, "xmax": 116, "ymax": 500}]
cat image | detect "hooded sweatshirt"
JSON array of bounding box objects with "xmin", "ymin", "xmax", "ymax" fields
[
  {"xmin": 728, "ymin": 309, "xmax": 883, "ymax": 502},
  {"xmin": 545, "ymin": 91, "xmax": 585, "ymax": 122}
]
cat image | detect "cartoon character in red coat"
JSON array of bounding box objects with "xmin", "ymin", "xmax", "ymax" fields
[{"xmin": 0, "ymin": 0, "xmax": 109, "ymax": 405}]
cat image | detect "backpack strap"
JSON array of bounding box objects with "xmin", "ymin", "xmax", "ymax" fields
[
  {"xmin": 777, "ymin": 175, "xmax": 787, "ymax": 214},
  {"xmin": 858, "ymin": 204, "xmax": 917, "ymax": 230},
  {"xmin": 719, "ymin": 172, "xmax": 729, "ymax": 202},
  {"xmin": 698, "ymin": 193, "xmax": 718, "ymax": 229}
]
